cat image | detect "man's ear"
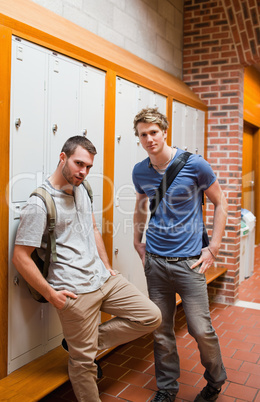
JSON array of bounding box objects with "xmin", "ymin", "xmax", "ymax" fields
[
  {"xmin": 59, "ymin": 152, "xmax": 66, "ymax": 164},
  {"xmin": 163, "ymin": 130, "xmax": 167, "ymax": 140}
]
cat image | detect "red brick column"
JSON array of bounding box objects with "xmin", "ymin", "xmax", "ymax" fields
[{"xmin": 183, "ymin": 0, "xmax": 245, "ymax": 304}]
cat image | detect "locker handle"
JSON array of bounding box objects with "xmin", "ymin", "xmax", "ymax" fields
[
  {"xmin": 117, "ymin": 135, "xmax": 121, "ymax": 143},
  {"xmin": 114, "ymin": 248, "xmax": 119, "ymax": 255},
  {"xmin": 13, "ymin": 276, "xmax": 20, "ymax": 286},
  {"xmin": 15, "ymin": 118, "xmax": 21, "ymax": 128},
  {"xmin": 52, "ymin": 124, "xmax": 58, "ymax": 134},
  {"xmin": 82, "ymin": 129, "xmax": 87, "ymax": 137},
  {"xmin": 195, "ymin": 147, "xmax": 198, "ymax": 154}
]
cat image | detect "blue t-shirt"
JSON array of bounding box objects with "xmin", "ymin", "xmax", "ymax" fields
[{"xmin": 132, "ymin": 148, "xmax": 216, "ymax": 257}]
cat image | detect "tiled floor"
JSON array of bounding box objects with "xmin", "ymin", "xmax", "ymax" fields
[{"xmin": 41, "ymin": 247, "xmax": 260, "ymax": 402}]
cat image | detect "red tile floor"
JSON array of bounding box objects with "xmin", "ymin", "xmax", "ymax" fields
[{"xmin": 40, "ymin": 247, "xmax": 260, "ymax": 402}]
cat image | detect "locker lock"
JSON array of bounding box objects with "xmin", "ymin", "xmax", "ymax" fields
[
  {"xmin": 15, "ymin": 118, "xmax": 21, "ymax": 128},
  {"xmin": 117, "ymin": 135, "xmax": 121, "ymax": 143},
  {"xmin": 82, "ymin": 129, "xmax": 87, "ymax": 137},
  {"xmin": 52, "ymin": 124, "xmax": 58, "ymax": 134},
  {"xmin": 114, "ymin": 248, "xmax": 119, "ymax": 255}
]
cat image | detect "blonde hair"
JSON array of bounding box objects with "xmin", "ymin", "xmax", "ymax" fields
[{"xmin": 133, "ymin": 107, "xmax": 169, "ymax": 136}]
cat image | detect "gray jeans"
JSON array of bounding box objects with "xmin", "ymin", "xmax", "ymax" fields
[{"xmin": 145, "ymin": 252, "xmax": 227, "ymax": 394}]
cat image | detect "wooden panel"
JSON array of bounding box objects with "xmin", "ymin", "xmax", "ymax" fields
[
  {"xmin": 254, "ymin": 129, "xmax": 260, "ymax": 245},
  {"xmin": 102, "ymin": 70, "xmax": 116, "ymax": 264},
  {"xmin": 0, "ymin": 25, "xmax": 12, "ymax": 379},
  {"xmin": 244, "ymin": 66, "xmax": 260, "ymax": 127},
  {"xmin": 242, "ymin": 123, "xmax": 254, "ymax": 211}
]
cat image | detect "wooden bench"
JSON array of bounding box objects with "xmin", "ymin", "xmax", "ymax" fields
[{"xmin": 0, "ymin": 266, "xmax": 227, "ymax": 401}]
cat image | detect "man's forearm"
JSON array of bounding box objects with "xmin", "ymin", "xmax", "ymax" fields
[{"xmin": 209, "ymin": 201, "xmax": 228, "ymax": 256}]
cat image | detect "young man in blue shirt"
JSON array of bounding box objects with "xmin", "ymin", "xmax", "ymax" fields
[{"xmin": 132, "ymin": 108, "xmax": 227, "ymax": 402}]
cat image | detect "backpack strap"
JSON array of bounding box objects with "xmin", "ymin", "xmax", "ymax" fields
[
  {"xmin": 82, "ymin": 179, "xmax": 93, "ymax": 206},
  {"xmin": 30, "ymin": 187, "xmax": 57, "ymax": 278},
  {"xmin": 150, "ymin": 151, "xmax": 192, "ymax": 220}
]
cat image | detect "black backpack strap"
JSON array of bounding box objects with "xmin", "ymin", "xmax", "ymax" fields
[
  {"xmin": 150, "ymin": 151, "xmax": 192, "ymax": 220},
  {"xmin": 30, "ymin": 187, "xmax": 57, "ymax": 278}
]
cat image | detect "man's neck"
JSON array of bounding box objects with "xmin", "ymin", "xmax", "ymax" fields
[
  {"xmin": 149, "ymin": 145, "xmax": 176, "ymax": 168},
  {"xmin": 48, "ymin": 170, "xmax": 74, "ymax": 195}
]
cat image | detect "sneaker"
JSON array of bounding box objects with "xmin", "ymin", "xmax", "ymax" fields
[
  {"xmin": 61, "ymin": 338, "xmax": 103, "ymax": 379},
  {"xmin": 61, "ymin": 338, "xmax": 69, "ymax": 352},
  {"xmin": 151, "ymin": 390, "xmax": 176, "ymax": 402},
  {"xmin": 194, "ymin": 384, "xmax": 221, "ymax": 401}
]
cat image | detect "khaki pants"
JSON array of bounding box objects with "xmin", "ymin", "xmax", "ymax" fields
[{"xmin": 57, "ymin": 272, "xmax": 161, "ymax": 402}]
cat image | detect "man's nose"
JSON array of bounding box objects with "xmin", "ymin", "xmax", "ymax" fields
[{"xmin": 80, "ymin": 166, "xmax": 88, "ymax": 176}]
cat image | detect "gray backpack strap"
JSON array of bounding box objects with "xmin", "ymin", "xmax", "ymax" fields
[
  {"xmin": 82, "ymin": 179, "xmax": 93, "ymax": 206},
  {"xmin": 30, "ymin": 187, "xmax": 57, "ymax": 278}
]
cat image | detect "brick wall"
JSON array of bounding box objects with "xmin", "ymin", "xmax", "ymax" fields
[
  {"xmin": 183, "ymin": 0, "xmax": 260, "ymax": 304},
  {"xmin": 183, "ymin": 0, "xmax": 240, "ymax": 304}
]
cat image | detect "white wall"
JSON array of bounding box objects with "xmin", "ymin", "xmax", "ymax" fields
[{"xmin": 31, "ymin": 0, "xmax": 184, "ymax": 78}]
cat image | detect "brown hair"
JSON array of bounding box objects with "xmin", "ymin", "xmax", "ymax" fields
[
  {"xmin": 61, "ymin": 135, "xmax": 97, "ymax": 158},
  {"xmin": 133, "ymin": 107, "xmax": 169, "ymax": 136}
]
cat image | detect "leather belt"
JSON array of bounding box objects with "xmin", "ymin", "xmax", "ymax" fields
[{"xmin": 147, "ymin": 252, "xmax": 201, "ymax": 262}]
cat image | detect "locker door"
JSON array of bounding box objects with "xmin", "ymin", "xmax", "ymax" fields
[
  {"xmin": 172, "ymin": 101, "xmax": 186, "ymax": 149},
  {"xmin": 78, "ymin": 65, "xmax": 106, "ymax": 229},
  {"xmin": 47, "ymin": 53, "xmax": 80, "ymax": 175},
  {"xmin": 195, "ymin": 109, "xmax": 205, "ymax": 157},
  {"xmin": 8, "ymin": 37, "xmax": 47, "ymax": 373},
  {"xmin": 135, "ymin": 87, "xmax": 167, "ymax": 165},
  {"xmin": 154, "ymin": 93, "xmax": 167, "ymax": 114},
  {"xmin": 185, "ymin": 106, "xmax": 197, "ymax": 153},
  {"xmin": 10, "ymin": 37, "xmax": 46, "ymax": 202},
  {"xmin": 45, "ymin": 54, "xmax": 81, "ymax": 351},
  {"xmin": 113, "ymin": 78, "xmax": 148, "ymax": 294}
]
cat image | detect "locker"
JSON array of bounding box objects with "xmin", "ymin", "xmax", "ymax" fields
[
  {"xmin": 47, "ymin": 53, "xmax": 80, "ymax": 175},
  {"xmin": 8, "ymin": 38, "xmax": 48, "ymax": 373},
  {"xmin": 113, "ymin": 78, "xmax": 166, "ymax": 295},
  {"xmin": 172, "ymin": 100, "xmax": 205, "ymax": 157},
  {"xmin": 10, "ymin": 38, "xmax": 47, "ymax": 203},
  {"xmin": 8, "ymin": 37, "xmax": 106, "ymax": 373},
  {"xmin": 185, "ymin": 106, "xmax": 197, "ymax": 153},
  {"xmin": 78, "ymin": 65, "xmax": 106, "ymax": 228},
  {"xmin": 196, "ymin": 109, "xmax": 205, "ymax": 155},
  {"xmin": 8, "ymin": 206, "xmax": 44, "ymax": 373},
  {"xmin": 172, "ymin": 101, "xmax": 185, "ymax": 149}
]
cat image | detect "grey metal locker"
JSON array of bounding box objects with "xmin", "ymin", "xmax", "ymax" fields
[
  {"xmin": 8, "ymin": 37, "xmax": 47, "ymax": 373},
  {"xmin": 172, "ymin": 100, "xmax": 205, "ymax": 157},
  {"xmin": 172, "ymin": 101, "xmax": 185, "ymax": 149},
  {"xmin": 47, "ymin": 53, "xmax": 80, "ymax": 175},
  {"xmin": 195, "ymin": 109, "xmax": 205, "ymax": 156},
  {"xmin": 8, "ymin": 37, "xmax": 106, "ymax": 373},
  {"xmin": 78, "ymin": 65, "xmax": 106, "ymax": 229},
  {"xmin": 10, "ymin": 38, "xmax": 47, "ymax": 203},
  {"xmin": 113, "ymin": 78, "xmax": 167, "ymax": 296}
]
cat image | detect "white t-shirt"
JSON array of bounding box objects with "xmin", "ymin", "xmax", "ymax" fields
[{"xmin": 15, "ymin": 179, "xmax": 111, "ymax": 293}]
